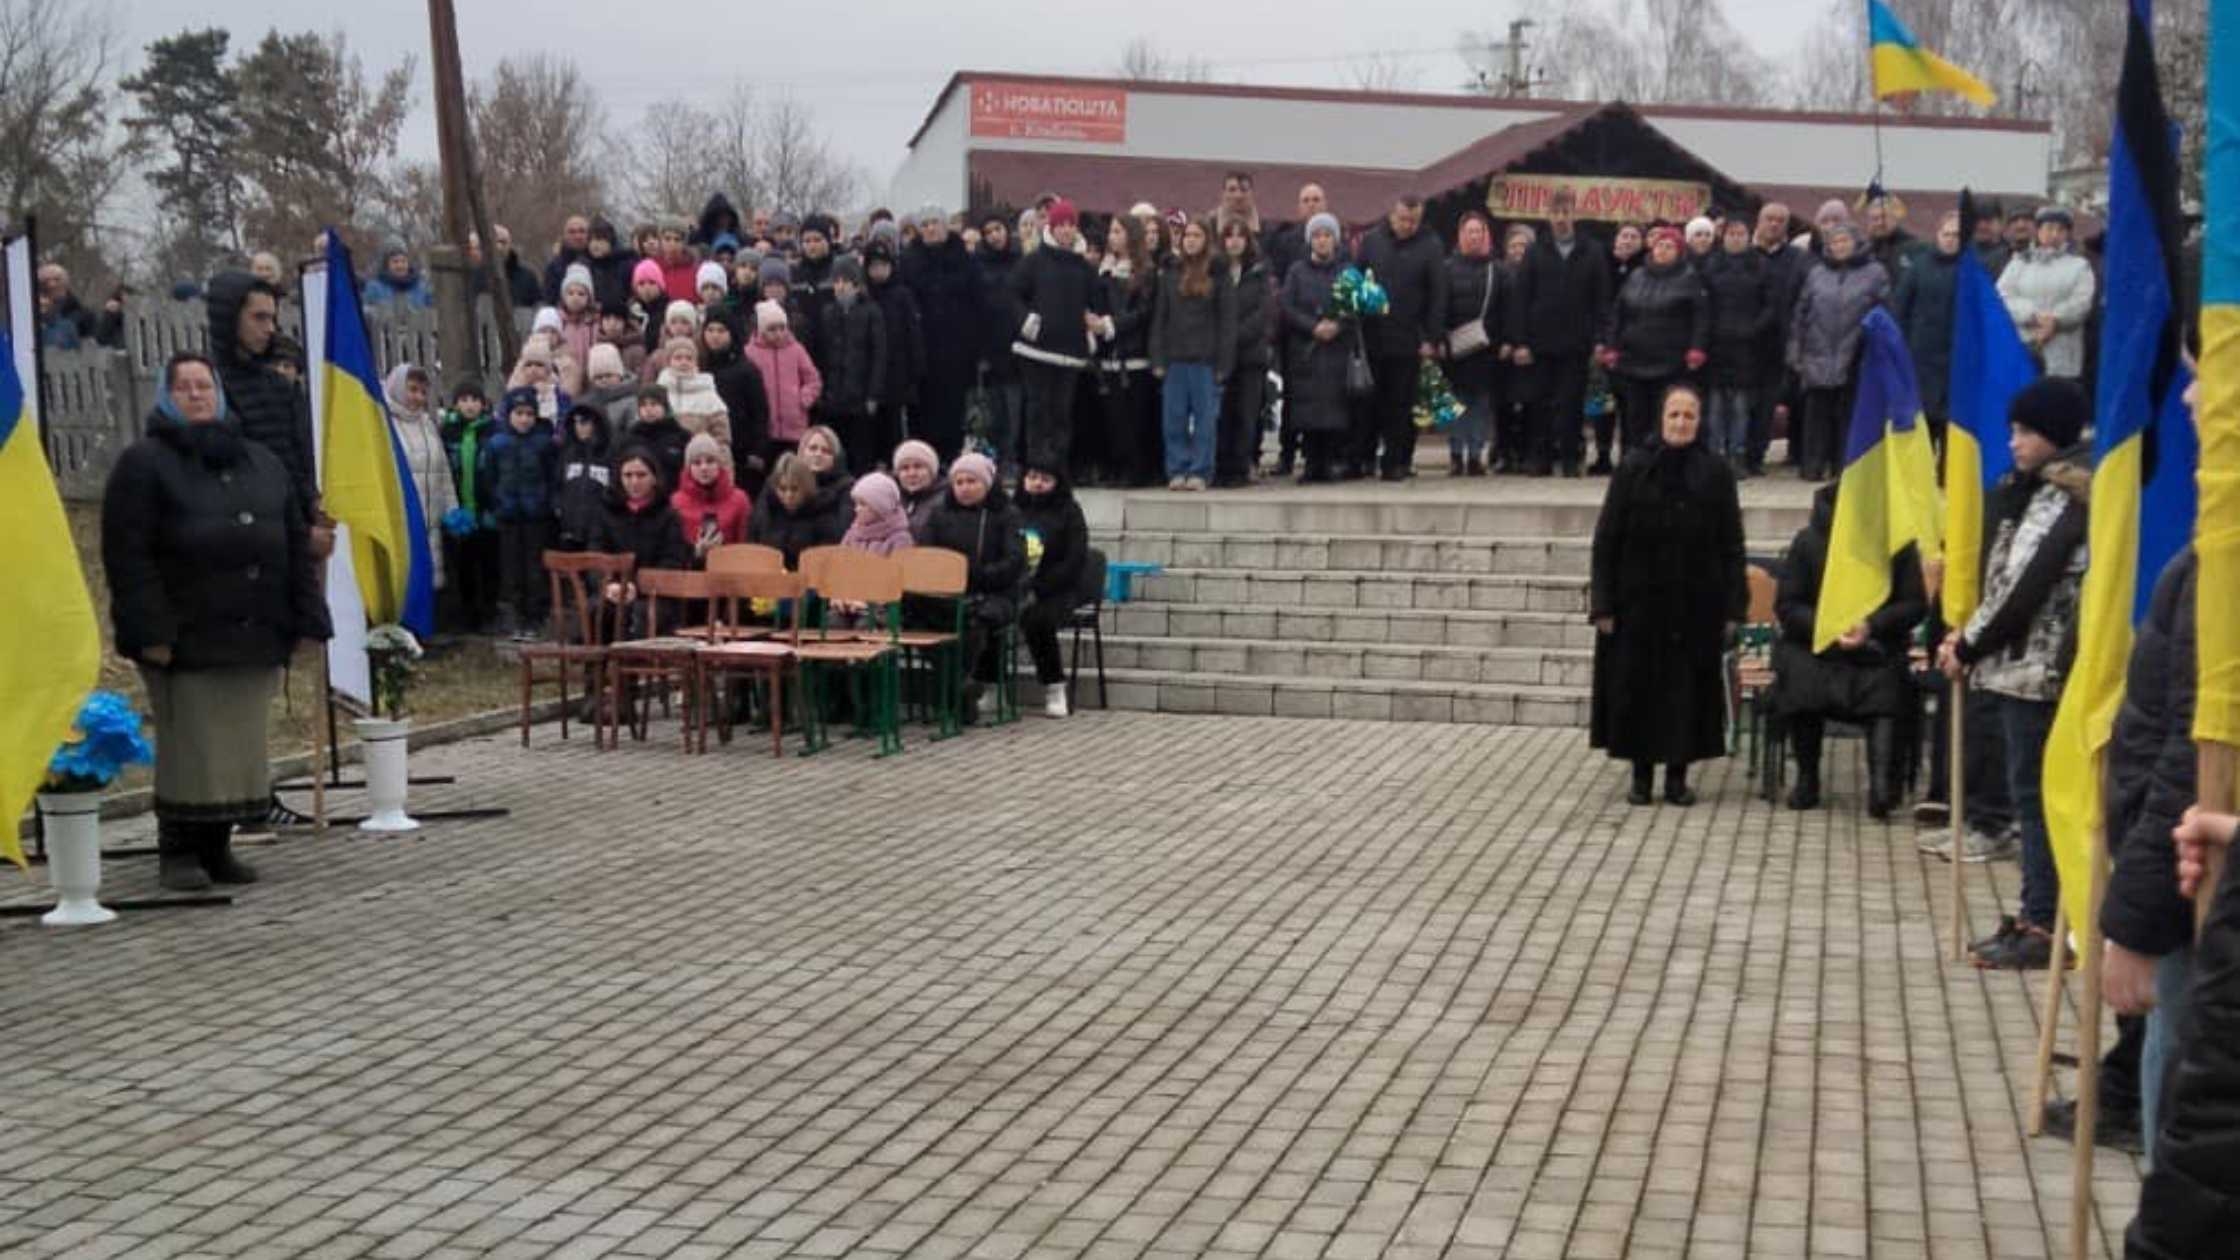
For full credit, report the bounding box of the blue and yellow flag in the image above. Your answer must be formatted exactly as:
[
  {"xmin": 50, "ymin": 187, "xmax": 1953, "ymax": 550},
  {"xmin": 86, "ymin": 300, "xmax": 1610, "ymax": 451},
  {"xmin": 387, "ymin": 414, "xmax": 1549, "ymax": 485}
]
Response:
[
  {"xmin": 2198, "ymin": 2, "xmax": 2240, "ymax": 751},
  {"xmin": 0, "ymin": 332, "xmax": 100, "ymax": 866},
  {"xmin": 1942, "ymin": 202, "xmax": 2030, "ymax": 626},
  {"xmin": 320, "ymin": 233, "xmax": 435, "ymax": 637},
  {"xmin": 2044, "ymin": 0, "xmax": 2192, "ymax": 938},
  {"xmin": 1869, "ymin": 0, "xmax": 1997, "ymax": 108},
  {"xmin": 1815, "ymin": 308, "xmax": 1942, "ymax": 652}
]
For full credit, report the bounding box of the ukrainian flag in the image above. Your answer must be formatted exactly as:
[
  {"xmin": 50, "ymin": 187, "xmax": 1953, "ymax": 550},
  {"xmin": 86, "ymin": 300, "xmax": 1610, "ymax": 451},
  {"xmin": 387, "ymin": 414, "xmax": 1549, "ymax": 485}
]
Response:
[
  {"xmin": 0, "ymin": 332, "xmax": 99, "ymax": 866},
  {"xmin": 1869, "ymin": 0, "xmax": 1998, "ymax": 108},
  {"xmin": 2043, "ymin": 0, "xmax": 2193, "ymax": 938},
  {"xmin": 2198, "ymin": 3, "xmax": 2240, "ymax": 753},
  {"xmin": 320, "ymin": 233, "xmax": 435, "ymax": 637},
  {"xmin": 1942, "ymin": 197, "xmax": 2030, "ymax": 626},
  {"xmin": 1814, "ymin": 308, "xmax": 1942, "ymax": 652}
]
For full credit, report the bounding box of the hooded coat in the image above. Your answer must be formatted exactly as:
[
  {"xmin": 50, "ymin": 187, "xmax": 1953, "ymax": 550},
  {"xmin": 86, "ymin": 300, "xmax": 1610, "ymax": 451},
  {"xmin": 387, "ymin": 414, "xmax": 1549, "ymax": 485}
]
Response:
[
  {"xmin": 1771, "ymin": 482, "xmax": 1926, "ymax": 720},
  {"xmin": 693, "ymin": 193, "xmax": 744, "ymax": 250},
  {"xmin": 205, "ymin": 271, "xmax": 317, "ymax": 517},
  {"xmin": 382, "ymin": 364, "xmax": 459, "ymax": 587},
  {"xmin": 103, "ymin": 409, "xmax": 330, "ymax": 670},
  {"xmin": 554, "ymin": 405, "xmax": 615, "ymax": 549},
  {"xmin": 1588, "ymin": 439, "xmax": 1748, "ymax": 765}
]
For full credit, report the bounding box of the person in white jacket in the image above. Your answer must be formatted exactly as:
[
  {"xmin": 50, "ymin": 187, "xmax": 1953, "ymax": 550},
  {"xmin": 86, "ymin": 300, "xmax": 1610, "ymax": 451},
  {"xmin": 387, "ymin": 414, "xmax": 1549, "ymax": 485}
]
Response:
[
  {"xmin": 1997, "ymin": 206, "xmax": 2097, "ymax": 381},
  {"xmin": 381, "ymin": 362, "xmax": 459, "ymax": 589}
]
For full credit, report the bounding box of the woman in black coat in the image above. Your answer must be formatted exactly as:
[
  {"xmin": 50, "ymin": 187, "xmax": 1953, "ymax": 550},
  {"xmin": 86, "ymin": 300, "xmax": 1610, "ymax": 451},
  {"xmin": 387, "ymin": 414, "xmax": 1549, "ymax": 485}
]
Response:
[
  {"xmin": 102, "ymin": 353, "xmax": 330, "ymax": 891},
  {"xmin": 916, "ymin": 452, "xmax": 1027, "ymax": 718},
  {"xmin": 1215, "ymin": 218, "xmax": 1275, "ymax": 487},
  {"xmin": 1770, "ymin": 482, "xmax": 1926, "ymax": 816},
  {"xmin": 1094, "ymin": 215, "xmax": 1159, "ymax": 487},
  {"xmin": 1588, "ymin": 381, "xmax": 1747, "ymax": 805},
  {"xmin": 1441, "ymin": 213, "xmax": 1504, "ymax": 477},
  {"xmin": 1278, "ymin": 214, "xmax": 1354, "ymax": 484},
  {"xmin": 697, "ymin": 318, "xmax": 770, "ymax": 491},
  {"xmin": 1603, "ymin": 226, "xmax": 1709, "ymax": 459},
  {"xmin": 749, "ymin": 453, "xmax": 844, "ymax": 566},
  {"xmin": 588, "ymin": 447, "xmax": 694, "ymax": 637},
  {"xmin": 1894, "ymin": 213, "xmax": 1962, "ymax": 449},
  {"xmin": 1016, "ymin": 457, "xmax": 1095, "ymax": 717},
  {"xmin": 900, "ymin": 214, "xmax": 986, "ymax": 462}
]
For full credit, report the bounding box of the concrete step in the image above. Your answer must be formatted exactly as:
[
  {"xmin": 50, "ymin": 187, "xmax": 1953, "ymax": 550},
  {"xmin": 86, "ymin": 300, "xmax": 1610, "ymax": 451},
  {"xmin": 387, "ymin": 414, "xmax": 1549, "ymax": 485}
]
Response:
[
  {"xmin": 1136, "ymin": 568, "xmax": 1588, "ymax": 615},
  {"xmin": 1101, "ymin": 635, "xmax": 1593, "ymax": 689},
  {"xmin": 1099, "ymin": 493, "xmax": 1808, "ymax": 545},
  {"xmin": 1087, "ymin": 668, "xmax": 1591, "ymax": 726},
  {"xmin": 1101, "ymin": 603, "xmax": 1598, "ymax": 651},
  {"xmin": 1110, "ymin": 532, "xmax": 1590, "ymax": 577}
]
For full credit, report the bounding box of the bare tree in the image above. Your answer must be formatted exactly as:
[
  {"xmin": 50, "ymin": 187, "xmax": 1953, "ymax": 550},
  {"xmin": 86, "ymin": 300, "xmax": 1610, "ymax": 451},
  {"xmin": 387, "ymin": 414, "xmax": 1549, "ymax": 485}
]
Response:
[
  {"xmin": 233, "ymin": 30, "xmax": 414, "ymax": 259},
  {"xmin": 758, "ymin": 95, "xmax": 865, "ymax": 216},
  {"xmin": 1535, "ymin": 0, "xmax": 1773, "ymax": 107},
  {"xmin": 470, "ymin": 53, "xmax": 609, "ymax": 257},
  {"xmin": 1348, "ymin": 52, "xmax": 1423, "ymax": 92},
  {"xmin": 1117, "ymin": 36, "xmax": 1212, "ymax": 83},
  {"xmin": 618, "ymin": 86, "xmax": 861, "ymax": 226},
  {"xmin": 0, "ymin": 0, "xmax": 141, "ymax": 283}
]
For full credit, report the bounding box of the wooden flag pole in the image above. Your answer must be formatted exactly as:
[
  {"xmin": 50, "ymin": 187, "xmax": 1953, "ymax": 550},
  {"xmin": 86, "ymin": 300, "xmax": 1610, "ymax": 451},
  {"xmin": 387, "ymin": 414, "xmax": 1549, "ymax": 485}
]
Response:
[
  {"xmin": 2067, "ymin": 818, "xmax": 2111, "ymax": 1260},
  {"xmin": 311, "ymin": 650, "xmax": 329, "ymax": 836},
  {"xmin": 1950, "ymin": 679, "xmax": 1968, "ymax": 959},
  {"xmin": 2198, "ymin": 746, "xmax": 2235, "ymax": 934},
  {"xmin": 2027, "ymin": 899, "xmax": 2069, "ymax": 1135}
]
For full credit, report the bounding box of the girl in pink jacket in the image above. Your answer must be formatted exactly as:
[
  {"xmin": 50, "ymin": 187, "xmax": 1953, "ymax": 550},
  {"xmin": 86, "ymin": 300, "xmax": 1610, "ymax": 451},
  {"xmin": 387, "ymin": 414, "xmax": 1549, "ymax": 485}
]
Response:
[{"xmin": 744, "ymin": 300, "xmax": 822, "ymax": 451}]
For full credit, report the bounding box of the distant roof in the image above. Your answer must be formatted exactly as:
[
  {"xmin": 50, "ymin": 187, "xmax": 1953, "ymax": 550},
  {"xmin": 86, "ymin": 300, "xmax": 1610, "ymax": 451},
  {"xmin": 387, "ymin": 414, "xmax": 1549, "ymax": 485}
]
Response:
[{"xmin": 908, "ymin": 70, "xmax": 2054, "ymax": 152}]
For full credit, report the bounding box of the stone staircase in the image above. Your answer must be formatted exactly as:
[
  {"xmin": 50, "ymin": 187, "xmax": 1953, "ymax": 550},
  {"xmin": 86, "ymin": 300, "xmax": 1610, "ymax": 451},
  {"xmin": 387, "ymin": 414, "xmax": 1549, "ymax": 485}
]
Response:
[{"xmin": 1074, "ymin": 482, "xmax": 1814, "ymax": 727}]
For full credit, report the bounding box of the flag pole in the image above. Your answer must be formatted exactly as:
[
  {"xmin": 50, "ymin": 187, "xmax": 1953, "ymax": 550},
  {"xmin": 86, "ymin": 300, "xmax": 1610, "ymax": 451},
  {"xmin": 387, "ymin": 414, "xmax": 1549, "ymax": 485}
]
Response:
[
  {"xmin": 2026, "ymin": 899, "xmax": 2068, "ymax": 1135},
  {"xmin": 1948, "ymin": 679, "xmax": 1967, "ymax": 959},
  {"xmin": 2200, "ymin": 749, "xmax": 2234, "ymax": 932},
  {"xmin": 2068, "ymin": 809, "xmax": 2110, "ymax": 1260}
]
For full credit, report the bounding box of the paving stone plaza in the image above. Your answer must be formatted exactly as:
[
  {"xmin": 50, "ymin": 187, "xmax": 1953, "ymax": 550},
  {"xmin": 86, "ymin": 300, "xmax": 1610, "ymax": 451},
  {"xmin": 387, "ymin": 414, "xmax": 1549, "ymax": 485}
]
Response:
[{"xmin": 1, "ymin": 706, "xmax": 2140, "ymax": 1259}]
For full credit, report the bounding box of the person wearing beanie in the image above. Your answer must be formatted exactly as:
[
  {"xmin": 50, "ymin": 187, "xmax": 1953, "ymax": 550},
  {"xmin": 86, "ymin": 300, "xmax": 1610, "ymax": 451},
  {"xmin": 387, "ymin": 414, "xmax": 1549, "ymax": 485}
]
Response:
[
  {"xmin": 643, "ymin": 300, "xmax": 703, "ymax": 381},
  {"xmin": 1015, "ymin": 459, "xmax": 1095, "ymax": 718},
  {"xmin": 438, "ymin": 382, "xmax": 501, "ymax": 632},
  {"xmin": 817, "ymin": 257, "xmax": 886, "ymax": 466},
  {"xmin": 1937, "ymin": 375, "xmax": 2091, "ymax": 971},
  {"xmin": 891, "ymin": 438, "xmax": 943, "ymax": 534},
  {"xmin": 1683, "ymin": 216, "xmax": 1717, "ymax": 261},
  {"xmin": 916, "ymin": 449, "xmax": 1026, "ymax": 721},
  {"xmin": 554, "ymin": 402, "xmax": 615, "ymax": 550},
  {"xmin": 789, "ymin": 216, "xmax": 839, "ymax": 362},
  {"xmin": 840, "ymin": 471, "xmax": 917, "ymax": 557},
  {"xmin": 901, "ymin": 204, "xmax": 987, "ymax": 464},
  {"xmin": 655, "ymin": 332, "xmax": 729, "ymax": 447},
  {"xmin": 484, "ymin": 386, "xmax": 557, "ymax": 636},
  {"xmin": 579, "ymin": 341, "xmax": 640, "ymax": 436},
  {"xmin": 1009, "ymin": 197, "xmax": 1109, "ymax": 476},
  {"xmin": 695, "ymin": 260, "xmax": 730, "ymax": 309},
  {"xmin": 746, "ymin": 295, "xmax": 824, "ymax": 464},
  {"xmin": 1999, "ymin": 205, "xmax": 2097, "ymax": 381},
  {"xmin": 629, "ymin": 385, "xmax": 691, "ymax": 489},
  {"xmin": 630, "ymin": 257, "xmax": 668, "ymax": 323},
  {"xmin": 580, "ymin": 216, "xmax": 640, "ymax": 311},
  {"xmin": 1279, "ymin": 210, "xmax": 1358, "ymax": 484},
  {"xmin": 656, "ymin": 218, "xmax": 701, "ymax": 303},
  {"xmin": 507, "ymin": 337, "xmax": 573, "ymax": 425},
  {"xmin": 697, "ymin": 314, "xmax": 771, "ymax": 486},
  {"xmin": 532, "ymin": 305, "xmax": 565, "ymax": 341},
  {"xmin": 672, "ymin": 430, "xmax": 751, "ymax": 562},
  {"xmin": 752, "ymin": 256, "xmax": 807, "ymax": 336},
  {"xmin": 556, "ymin": 264, "xmax": 601, "ymax": 371},
  {"xmin": 1785, "ymin": 219, "xmax": 1889, "ymax": 479}
]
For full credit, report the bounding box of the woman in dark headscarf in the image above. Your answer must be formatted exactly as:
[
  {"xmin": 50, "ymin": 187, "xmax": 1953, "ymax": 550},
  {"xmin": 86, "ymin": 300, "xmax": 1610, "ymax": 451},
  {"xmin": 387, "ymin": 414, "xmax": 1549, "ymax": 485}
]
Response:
[
  {"xmin": 102, "ymin": 353, "xmax": 330, "ymax": 890},
  {"xmin": 1588, "ymin": 380, "xmax": 1747, "ymax": 806}
]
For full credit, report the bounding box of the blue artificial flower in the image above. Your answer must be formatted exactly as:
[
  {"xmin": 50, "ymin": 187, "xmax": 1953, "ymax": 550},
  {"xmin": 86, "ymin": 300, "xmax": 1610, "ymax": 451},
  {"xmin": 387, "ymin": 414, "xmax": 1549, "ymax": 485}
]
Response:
[
  {"xmin": 441, "ymin": 506, "xmax": 478, "ymax": 537},
  {"xmin": 47, "ymin": 689, "xmax": 154, "ymax": 790}
]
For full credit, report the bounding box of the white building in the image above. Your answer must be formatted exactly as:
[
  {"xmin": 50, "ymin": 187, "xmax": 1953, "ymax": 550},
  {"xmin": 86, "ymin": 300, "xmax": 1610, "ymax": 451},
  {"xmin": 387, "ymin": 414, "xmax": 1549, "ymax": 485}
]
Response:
[{"xmin": 889, "ymin": 73, "xmax": 2054, "ymax": 230}]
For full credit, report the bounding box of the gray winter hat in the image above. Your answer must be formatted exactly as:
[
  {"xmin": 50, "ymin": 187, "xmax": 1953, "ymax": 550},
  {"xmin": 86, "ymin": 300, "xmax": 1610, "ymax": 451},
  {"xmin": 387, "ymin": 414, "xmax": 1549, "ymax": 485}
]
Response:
[{"xmin": 1305, "ymin": 212, "xmax": 1341, "ymax": 242}]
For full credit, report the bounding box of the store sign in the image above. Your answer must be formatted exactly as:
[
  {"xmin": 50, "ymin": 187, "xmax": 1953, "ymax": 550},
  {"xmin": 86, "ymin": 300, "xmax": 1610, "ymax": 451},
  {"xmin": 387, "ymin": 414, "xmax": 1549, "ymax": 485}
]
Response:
[
  {"xmin": 1488, "ymin": 174, "xmax": 1713, "ymax": 223},
  {"xmin": 969, "ymin": 80, "xmax": 1128, "ymax": 144}
]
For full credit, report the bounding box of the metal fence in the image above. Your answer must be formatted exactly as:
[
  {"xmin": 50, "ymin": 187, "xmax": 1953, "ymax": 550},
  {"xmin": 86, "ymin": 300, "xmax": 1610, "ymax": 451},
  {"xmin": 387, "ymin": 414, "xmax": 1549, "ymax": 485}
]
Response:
[{"xmin": 40, "ymin": 296, "xmax": 529, "ymax": 502}]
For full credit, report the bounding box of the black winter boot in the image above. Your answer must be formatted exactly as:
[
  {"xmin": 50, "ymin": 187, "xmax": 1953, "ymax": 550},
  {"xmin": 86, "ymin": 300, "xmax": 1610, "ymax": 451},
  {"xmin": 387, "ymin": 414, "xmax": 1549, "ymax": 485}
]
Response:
[
  {"xmin": 1787, "ymin": 719, "xmax": 1823, "ymax": 811},
  {"xmin": 1628, "ymin": 761, "xmax": 1654, "ymax": 806},
  {"xmin": 1866, "ymin": 718, "xmax": 1899, "ymax": 821},
  {"xmin": 157, "ymin": 823, "xmax": 213, "ymax": 892},
  {"xmin": 1663, "ymin": 763, "xmax": 1696, "ymax": 807},
  {"xmin": 198, "ymin": 825, "xmax": 260, "ymax": 885}
]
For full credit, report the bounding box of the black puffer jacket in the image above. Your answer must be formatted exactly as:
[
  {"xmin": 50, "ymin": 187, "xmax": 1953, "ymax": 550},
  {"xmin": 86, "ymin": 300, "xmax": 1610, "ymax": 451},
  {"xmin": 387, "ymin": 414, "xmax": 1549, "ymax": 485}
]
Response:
[
  {"xmin": 918, "ymin": 483, "xmax": 1026, "ymax": 600},
  {"xmin": 1441, "ymin": 254, "xmax": 1504, "ymax": 397},
  {"xmin": 1770, "ymin": 482, "xmax": 1926, "ymax": 720},
  {"xmin": 555, "ymin": 405, "xmax": 614, "ymax": 549},
  {"xmin": 588, "ymin": 490, "xmax": 693, "ymax": 575},
  {"xmin": 1895, "ymin": 248, "xmax": 1961, "ymax": 415},
  {"xmin": 747, "ymin": 481, "xmax": 844, "ymax": 565},
  {"xmin": 2100, "ymin": 549, "xmax": 2199, "ymax": 959},
  {"xmin": 818, "ymin": 295, "xmax": 887, "ymax": 416},
  {"xmin": 205, "ymin": 271, "xmax": 316, "ymax": 516},
  {"xmin": 102, "ymin": 417, "xmax": 329, "ymax": 670},
  {"xmin": 2125, "ymin": 835, "xmax": 2240, "ymax": 1259},
  {"xmin": 977, "ymin": 242, "xmax": 1024, "ymax": 383},
  {"xmin": 867, "ymin": 255, "xmax": 925, "ymax": 410},
  {"xmin": 1354, "ymin": 221, "xmax": 1449, "ymax": 358},
  {"xmin": 901, "ymin": 235, "xmax": 985, "ymax": 390},
  {"xmin": 1701, "ymin": 249, "xmax": 1776, "ymax": 389},
  {"xmin": 1227, "ymin": 260, "xmax": 1275, "ymax": 370},
  {"xmin": 1606, "ymin": 258, "xmax": 1709, "ymax": 381},
  {"xmin": 1514, "ymin": 232, "xmax": 1614, "ymax": 357},
  {"xmin": 703, "ymin": 338, "xmax": 771, "ymax": 465},
  {"xmin": 1017, "ymin": 475, "xmax": 1092, "ymax": 604},
  {"xmin": 1010, "ymin": 244, "xmax": 1108, "ymax": 368},
  {"xmin": 1098, "ymin": 266, "xmax": 1153, "ymax": 371}
]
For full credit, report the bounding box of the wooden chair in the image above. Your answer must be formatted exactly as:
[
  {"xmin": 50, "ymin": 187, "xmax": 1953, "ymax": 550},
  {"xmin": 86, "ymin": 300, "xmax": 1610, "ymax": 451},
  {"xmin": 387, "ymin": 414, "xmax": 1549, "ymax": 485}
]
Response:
[
  {"xmin": 793, "ymin": 549, "xmax": 906, "ymax": 757},
  {"xmin": 518, "ymin": 551, "xmax": 634, "ymax": 747},
  {"xmin": 697, "ymin": 569, "xmax": 804, "ymax": 757},
  {"xmin": 674, "ymin": 544, "xmax": 787, "ymax": 642},
  {"xmin": 894, "ymin": 547, "xmax": 969, "ymax": 738},
  {"xmin": 603, "ymin": 568, "xmax": 715, "ymax": 751},
  {"xmin": 1732, "ymin": 562, "xmax": 1782, "ymax": 772}
]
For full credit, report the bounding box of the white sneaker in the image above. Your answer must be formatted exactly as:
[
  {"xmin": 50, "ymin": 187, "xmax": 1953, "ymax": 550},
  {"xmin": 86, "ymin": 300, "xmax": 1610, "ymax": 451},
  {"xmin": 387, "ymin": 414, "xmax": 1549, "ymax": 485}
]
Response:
[
  {"xmin": 1044, "ymin": 687, "xmax": 1070, "ymax": 719},
  {"xmin": 1916, "ymin": 828, "xmax": 1956, "ymax": 861},
  {"xmin": 977, "ymin": 689, "xmax": 1000, "ymax": 722}
]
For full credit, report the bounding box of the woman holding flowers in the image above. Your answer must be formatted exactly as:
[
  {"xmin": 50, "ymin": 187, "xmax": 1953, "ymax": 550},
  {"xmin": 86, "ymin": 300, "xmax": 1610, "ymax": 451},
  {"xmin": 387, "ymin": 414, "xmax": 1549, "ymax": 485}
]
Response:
[
  {"xmin": 1278, "ymin": 213, "xmax": 1359, "ymax": 484},
  {"xmin": 102, "ymin": 352, "xmax": 330, "ymax": 891}
]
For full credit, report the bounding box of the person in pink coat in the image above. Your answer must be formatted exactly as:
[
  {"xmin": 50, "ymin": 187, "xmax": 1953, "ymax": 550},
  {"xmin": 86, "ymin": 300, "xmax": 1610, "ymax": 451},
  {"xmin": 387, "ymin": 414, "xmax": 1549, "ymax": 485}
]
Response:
[{"xmin": 744, "ymin": 299, "xmax": 822, "ymax": 462}]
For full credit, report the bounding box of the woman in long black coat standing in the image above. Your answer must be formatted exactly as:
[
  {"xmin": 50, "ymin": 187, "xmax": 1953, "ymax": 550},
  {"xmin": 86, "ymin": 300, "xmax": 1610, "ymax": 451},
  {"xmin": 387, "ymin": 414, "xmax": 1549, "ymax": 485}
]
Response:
[
  {"xmin": 1278, "ymin": 213, "xmax": 1353, "ymax": 484},
  {"xmin": 900, "ymin": 208, "xmax": 986, "ymax": 462},
  {"xmin": 103, "ymin": 353, "xmax": 330, "ymax": 890},
  {"xmin": 1588, "ymin": 380, "xmax": 1747, "ymax": 805}
]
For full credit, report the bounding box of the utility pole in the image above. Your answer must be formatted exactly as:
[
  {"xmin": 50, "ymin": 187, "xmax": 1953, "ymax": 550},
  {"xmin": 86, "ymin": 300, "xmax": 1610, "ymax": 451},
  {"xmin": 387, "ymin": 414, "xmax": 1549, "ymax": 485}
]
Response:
[{"xmin": 425, "ymin": 0, "xmax": 518, "ymax": 389}]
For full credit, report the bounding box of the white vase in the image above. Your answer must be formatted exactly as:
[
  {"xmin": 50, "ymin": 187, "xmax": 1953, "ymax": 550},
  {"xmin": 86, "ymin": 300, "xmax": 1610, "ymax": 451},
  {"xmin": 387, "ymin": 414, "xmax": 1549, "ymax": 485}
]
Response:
[
  {"xmin": 353, "ymin": 717, "xmax": 419, "ymax": 833},
  {"xmin": 36, "ymin": 792, "xmax": 116, "ymax": 927}
]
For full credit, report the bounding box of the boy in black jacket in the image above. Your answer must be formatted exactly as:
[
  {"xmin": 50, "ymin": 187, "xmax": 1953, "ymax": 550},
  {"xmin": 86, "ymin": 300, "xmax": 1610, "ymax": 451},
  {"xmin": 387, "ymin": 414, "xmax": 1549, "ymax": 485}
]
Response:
[{"xmin": 817, "ymin": 258, "xmax": 887, "ymax": 468}]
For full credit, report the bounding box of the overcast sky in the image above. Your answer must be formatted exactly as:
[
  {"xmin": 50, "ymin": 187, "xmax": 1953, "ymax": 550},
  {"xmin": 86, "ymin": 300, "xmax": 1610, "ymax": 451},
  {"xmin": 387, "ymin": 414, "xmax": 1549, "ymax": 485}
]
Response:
[{"xmin": 114, "ymin": 0, "xmax": 1821, "ymax": 190}]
